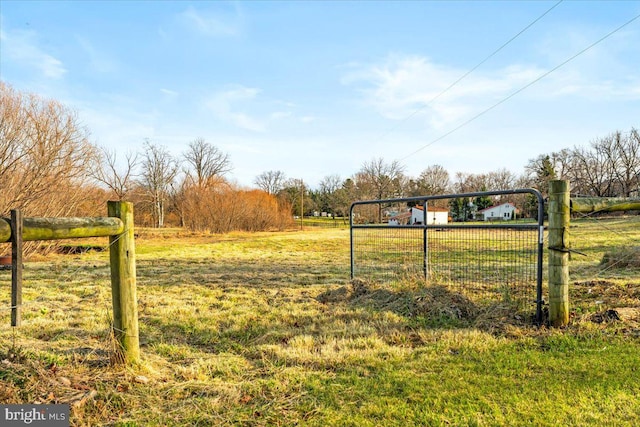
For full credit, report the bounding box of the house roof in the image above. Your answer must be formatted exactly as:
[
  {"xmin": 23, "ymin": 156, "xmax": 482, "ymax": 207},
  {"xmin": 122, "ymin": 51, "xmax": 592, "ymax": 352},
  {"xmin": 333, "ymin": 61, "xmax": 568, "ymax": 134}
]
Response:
[
  {"xmin": 412, "ymin": 206, "xmax": 449, "ymax": 213},
  {"xmin": 477, "ymin": 202, "xmax": 515, "ymax": 214},
  {"xmin": 390, "ymin": 212, "xmax": 411, "ymax": 220}
]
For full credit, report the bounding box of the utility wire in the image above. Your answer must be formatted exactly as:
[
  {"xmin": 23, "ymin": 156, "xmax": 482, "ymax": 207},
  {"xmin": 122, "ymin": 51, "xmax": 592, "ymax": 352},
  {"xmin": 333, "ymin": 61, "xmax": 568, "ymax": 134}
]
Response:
[
  {"xmin": 375, "ymin": 0, "xmax": 564, "ymax": 143},
  {"xmin": 570, "ymin": 212, "xmax": 640, "ymax": 281},
  {"xmin": 398, "ymin": 12, "xmax": 640, "ymax": 162}
]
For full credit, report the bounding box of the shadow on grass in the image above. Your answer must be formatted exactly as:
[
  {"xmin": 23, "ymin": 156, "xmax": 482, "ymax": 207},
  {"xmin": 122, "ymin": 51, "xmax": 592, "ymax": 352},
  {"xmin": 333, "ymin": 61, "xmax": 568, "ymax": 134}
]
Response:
[{"xmin": 137, "ymin": 258, "xmax": 351, "ymax": 289}]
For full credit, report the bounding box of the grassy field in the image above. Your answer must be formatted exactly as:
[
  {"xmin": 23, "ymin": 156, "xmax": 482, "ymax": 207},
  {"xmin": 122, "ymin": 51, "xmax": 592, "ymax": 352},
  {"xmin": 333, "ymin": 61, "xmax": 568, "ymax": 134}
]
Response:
[
  {"xmin": 1, "ymin": 217, "xmax": 639, "ymax": 426},
  {"xmin": 298, "ymin": 216, "xmax": 349, "ymax": 228}
]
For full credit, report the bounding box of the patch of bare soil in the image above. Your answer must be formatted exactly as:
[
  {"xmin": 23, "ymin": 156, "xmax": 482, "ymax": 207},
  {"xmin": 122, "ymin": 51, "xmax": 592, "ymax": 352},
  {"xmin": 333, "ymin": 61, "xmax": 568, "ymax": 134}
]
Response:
[{"xmin": 590, "ymin": 307, "xmax": 640, "ymax": 324}]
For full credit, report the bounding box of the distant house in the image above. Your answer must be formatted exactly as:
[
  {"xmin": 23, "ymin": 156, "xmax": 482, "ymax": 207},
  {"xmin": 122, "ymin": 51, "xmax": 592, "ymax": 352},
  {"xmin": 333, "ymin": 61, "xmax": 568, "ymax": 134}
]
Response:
[
  {"xmin": 476, "ymin": 203, "xmax": 517, "ymax": 221},
  {"xmin": 388, "ymin": 211, "xmax": 411, "ymax": 226},
  {"xmin": 389, "ymin": 206, "xmax": 449, "ymax": 225}
]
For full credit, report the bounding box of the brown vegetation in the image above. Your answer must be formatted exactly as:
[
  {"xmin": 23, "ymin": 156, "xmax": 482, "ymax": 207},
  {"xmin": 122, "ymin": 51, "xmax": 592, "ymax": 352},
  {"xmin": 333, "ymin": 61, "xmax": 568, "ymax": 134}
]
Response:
[
  {"xmin": 600, "ymin": 246, "xmax": 640, "ymax": 269},
  {"xmin": 0, "ymin": 82, "xmax": 97, "ymax": 218},
  {"xmin": 179, "ymin": 183, "xmax": 293, "ymax": 233}
]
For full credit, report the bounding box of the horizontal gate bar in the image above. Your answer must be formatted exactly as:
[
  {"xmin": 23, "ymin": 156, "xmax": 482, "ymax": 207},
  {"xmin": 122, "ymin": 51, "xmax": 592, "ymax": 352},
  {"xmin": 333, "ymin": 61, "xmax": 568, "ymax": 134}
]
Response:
[
  {"xmin": 350, "ymin": 188, "xmax": 542, "ymax": 207},
  {"xmin": 0, "ymin": 217, "xmax": 125, "ymax": 243},
  {"xmin": 352, "ymin": 223, "xmax": 541, "ymax": 230}
]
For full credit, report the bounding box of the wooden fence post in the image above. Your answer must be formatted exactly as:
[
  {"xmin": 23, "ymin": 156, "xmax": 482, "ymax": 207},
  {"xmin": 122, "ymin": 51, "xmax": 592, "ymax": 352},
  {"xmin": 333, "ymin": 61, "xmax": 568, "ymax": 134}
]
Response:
[
  {"xmin": 107, "ymin": 201, "xmax": 140, "ymax": 364},
  {"xmin": 11, "ymin": 209, "xmax": 23, "ymax": 327},
  {"xmin": 548, "ymin": 180, "xmax": 570, "ymax": 326}
]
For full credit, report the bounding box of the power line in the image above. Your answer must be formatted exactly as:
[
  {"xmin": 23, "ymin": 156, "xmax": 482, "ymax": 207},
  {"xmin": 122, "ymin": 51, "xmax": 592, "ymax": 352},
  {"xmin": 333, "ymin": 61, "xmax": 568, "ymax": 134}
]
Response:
[
  {"xmin": 375, "ymin": 0, "xmax": 564, "ymax": 143},
  {"xmin": 398, "ymin": 12, "xmax": 640, "ymax": 162}
]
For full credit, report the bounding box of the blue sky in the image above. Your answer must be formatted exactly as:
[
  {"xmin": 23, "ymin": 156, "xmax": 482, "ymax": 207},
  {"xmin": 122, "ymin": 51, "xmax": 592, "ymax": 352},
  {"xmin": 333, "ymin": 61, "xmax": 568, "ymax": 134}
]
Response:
[{"xmin": 1, "ymin": 1, "xmax": 639, "ymax": 188}]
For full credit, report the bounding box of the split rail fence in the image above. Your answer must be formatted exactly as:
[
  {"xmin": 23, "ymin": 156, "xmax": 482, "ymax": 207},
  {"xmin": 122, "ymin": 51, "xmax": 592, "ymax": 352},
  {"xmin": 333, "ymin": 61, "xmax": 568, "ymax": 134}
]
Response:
[{"xmin": 1, "ymin": 201, "xmax": 139, "ymax": 364}]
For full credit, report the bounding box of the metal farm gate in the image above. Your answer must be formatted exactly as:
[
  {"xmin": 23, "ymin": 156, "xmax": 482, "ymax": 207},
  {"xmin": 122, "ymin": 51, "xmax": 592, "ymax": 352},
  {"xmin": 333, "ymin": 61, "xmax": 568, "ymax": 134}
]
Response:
[{"xmin": 350, "ymin": 189, "xmax": 545, "ymax": 323}]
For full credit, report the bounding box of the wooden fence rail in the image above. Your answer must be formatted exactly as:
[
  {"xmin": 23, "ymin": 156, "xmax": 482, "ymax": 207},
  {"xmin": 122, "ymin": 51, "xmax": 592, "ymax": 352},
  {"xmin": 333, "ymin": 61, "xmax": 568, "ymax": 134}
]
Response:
[
  {"xmin": 571, "ymin": 197, "xmax": 640, "ymax": 214},
  {"xmin": 2, "ymin": 201, "xmax": 139, "ymax": 364},
  {"xmin": 0, "ymin": 217, "xmax": 124, "ymax": 242}
]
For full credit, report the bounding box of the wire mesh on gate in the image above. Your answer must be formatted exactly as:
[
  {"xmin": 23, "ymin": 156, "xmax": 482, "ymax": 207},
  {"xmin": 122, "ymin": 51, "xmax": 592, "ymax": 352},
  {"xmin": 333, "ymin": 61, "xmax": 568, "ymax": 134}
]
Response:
[{"xmin": 350, "ymin": 189, "xmax": 544, "ymax": 320}]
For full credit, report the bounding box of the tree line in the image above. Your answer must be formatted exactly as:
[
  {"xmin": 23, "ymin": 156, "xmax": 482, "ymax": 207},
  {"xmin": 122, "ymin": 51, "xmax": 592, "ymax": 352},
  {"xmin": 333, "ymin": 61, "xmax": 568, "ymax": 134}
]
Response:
[
  {"xmin": 0, "ymin": 83, "xmax": 292, "ymax": 232},
  {"xmin": 257, "ymin": 128, "xmax": 639, "ymax": 222},
  {"xmin": 1, "ymin": 83, "xmax": 638, "ymax": 230}
]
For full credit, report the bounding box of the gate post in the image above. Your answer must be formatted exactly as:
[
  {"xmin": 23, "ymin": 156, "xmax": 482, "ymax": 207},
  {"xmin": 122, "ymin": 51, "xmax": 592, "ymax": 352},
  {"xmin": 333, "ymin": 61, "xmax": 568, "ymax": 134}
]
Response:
[
  {"xmin": 423, "ymin": 201, "xmax": 428, "ymax": 280},
  {"xmin": 10, "ymin": 210, "xmax": 23, "ymax": 327},
  {"xmin": 107, "ymin": 201, "xmax": 140, "ymax": 364},
  {"xmin": 548, "ymin": 180, "xmax": 570, "ymax": 326}
]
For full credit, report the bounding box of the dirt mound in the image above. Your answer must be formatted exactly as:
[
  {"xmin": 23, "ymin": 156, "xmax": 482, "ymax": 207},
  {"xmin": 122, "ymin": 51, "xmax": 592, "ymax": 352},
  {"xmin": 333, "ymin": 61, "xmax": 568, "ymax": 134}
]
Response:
[
  {"xmin": 590, "ymin": 307, "xmax": 640, "ymax": 324},
  {"xmin": 318, "ymin": 280, "xmax": 479, "ymax": 321},
  {"xmin": 316, "ymin": 286, "xmax": 350, "ymax": 304},
  {"xmin": 473, "ymin": 303, "xmax": 535, "ymax": 335},
  {"xmin": 413, "ymin": 286, "xmax": 478, "ymax": 320}
]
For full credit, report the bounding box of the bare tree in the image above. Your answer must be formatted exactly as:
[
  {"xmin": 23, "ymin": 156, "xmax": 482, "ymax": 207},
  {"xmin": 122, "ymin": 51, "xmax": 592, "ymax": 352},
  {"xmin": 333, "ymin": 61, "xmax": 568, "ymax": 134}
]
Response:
[
  {"xmin": 139, "ymin": 140, "xmax": 180, "ymax": 227},
  {"xmin": 90, "ymin": 146, "xmax": 138, "ymax": 200},
  {"xmin": 356, "ymin": 158, "xmax": 405, "ymax": 200},
  {"xmin": 183, "ymin": 138, "xmax": 231, "ymax": 188},
  {"xmin": 571, "ymin": 145, "xmax": 613, "ymax": 197},
  {"xmin": 417, "ymin": 164, "xmax": 450, "ymax": 195},
  {"xmin": 482, "ymin": 168, "xmax": 517, "ymax": 205},
  {"xmin": 528, "ymin": 130, "xmax": 640, "ymax": 198},
  {"xmin": 279, "ymin": 178, "xmax": 309, "ymax": 217},
  {"xmin": 319, "ymin": 174, "xmax": 342, "ymax": 195},
  {"xmin": 604, "ymin": 130, "xmax": 640, "ymax": 197},
  {"xmin": 0, "ymin": 84, "xmax": 30, "ymax": 189},
  {"xmin": 485, "ymin": 168, "xmax": 516, "ymax": 191},
  {"xmin": 0, "ymin": 82, "xmax": 96, "ymax": 216},
  {"xmin": 254, "ymin": 170, "xmax": 286, "ymax": 195},
  {"xmin": 452, "ymin": 172, "xmax": 491, "ymax": 193},
  {"xmin": 318, "ymin": 174, "xmax": 343, "ymax": 216},
  {"xmin": 550, "ymin": 149, "xmax": 574, "ymax": 180},
  {"xmin": 354, "ymin": 158, "xmax": 405, "ymax": 221}
]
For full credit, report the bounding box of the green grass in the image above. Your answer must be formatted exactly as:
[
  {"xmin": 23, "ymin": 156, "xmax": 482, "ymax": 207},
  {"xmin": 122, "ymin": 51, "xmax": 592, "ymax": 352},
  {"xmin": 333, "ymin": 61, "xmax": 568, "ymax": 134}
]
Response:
[
  {"xmin": 298, "ymin": 216, "xmax": 349, "ymax": 228},
  {"xmin": 0, "ymin": 218, "xmax": 639, "ymax": 426}
]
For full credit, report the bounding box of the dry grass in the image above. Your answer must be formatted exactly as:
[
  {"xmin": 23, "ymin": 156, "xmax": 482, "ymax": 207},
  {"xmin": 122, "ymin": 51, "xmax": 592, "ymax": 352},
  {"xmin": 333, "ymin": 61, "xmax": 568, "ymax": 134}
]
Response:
[
  {"xmin": 601, "ymin": 246, "xmax": 640, "ymax": 269},
  {"xmin": 0, "ymin": 220, "xmax": 639, "ymax": 426}
]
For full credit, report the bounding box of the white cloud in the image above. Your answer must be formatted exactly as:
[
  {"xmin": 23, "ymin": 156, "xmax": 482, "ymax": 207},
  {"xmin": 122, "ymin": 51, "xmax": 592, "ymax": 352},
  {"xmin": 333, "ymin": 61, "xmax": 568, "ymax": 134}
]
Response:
[
  {"xmin": 342, "ymin": 54, "xmax": 548, "ymax": 130},
  {"xmin": 78, "ymin": 106, "xmax": 156, "ymax": 152},
  {"xmin": 205, "ymin": 85, "xmax": 266, "ymax": 132},
  {"xmin": 203, "ymin": 86, "xmax": 315, "ymax": 132},
  {"xmin": 343, "ymin": 48, "xmax": 640, "ymax": 133},
  {"xmin": 180, "ymin": 5, "xmax": 244, "ymax": 37},
  {"xmin": 161, "ymin": 88, "xmax": 179, "ymax": 97},
  {"xmin": 270, "ymin": 111, "xmax": 292, "ymax": 120},
  {"xmin": 0, "ymin": 27, "xmax": 66, "ymax": 79},
  {"xmin": 76, "ymin": 36, "xmax": 118, "ymax": 73}
]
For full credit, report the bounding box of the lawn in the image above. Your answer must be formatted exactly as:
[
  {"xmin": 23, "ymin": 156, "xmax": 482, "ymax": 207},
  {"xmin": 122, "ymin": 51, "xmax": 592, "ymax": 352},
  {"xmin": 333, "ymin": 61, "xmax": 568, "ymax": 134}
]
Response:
[{"xmin": 1, "ymin": 217, "xmax": 639, "ymax": 426}]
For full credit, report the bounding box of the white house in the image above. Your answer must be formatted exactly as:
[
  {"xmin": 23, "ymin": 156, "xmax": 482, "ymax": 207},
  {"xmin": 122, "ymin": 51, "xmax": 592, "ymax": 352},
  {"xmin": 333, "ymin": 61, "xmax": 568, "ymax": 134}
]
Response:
[
  {"xmin": 388, "ymin": 211, "xmax": 411, "ymax": 226},
  {"xmin": 389, "ymin": 206, "xmax": 449, "ymax": 225},
  {"xmin": 476, "ymin": 203, "xmax": 517, "ymax": 221}
]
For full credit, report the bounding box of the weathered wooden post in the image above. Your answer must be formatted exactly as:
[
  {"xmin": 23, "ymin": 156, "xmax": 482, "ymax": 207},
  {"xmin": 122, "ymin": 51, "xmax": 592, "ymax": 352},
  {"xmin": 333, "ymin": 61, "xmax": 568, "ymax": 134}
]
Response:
[
  {"xmin": 107, "ymin": 201, "xmax": 140, "ymax": 364},
  {"xmin": 548, "ymin": 180, "xmax": 570, "ymax": 326},
  {"xmin": 11, "ymin": 209, "xmax": 23, "ymax": 327}
]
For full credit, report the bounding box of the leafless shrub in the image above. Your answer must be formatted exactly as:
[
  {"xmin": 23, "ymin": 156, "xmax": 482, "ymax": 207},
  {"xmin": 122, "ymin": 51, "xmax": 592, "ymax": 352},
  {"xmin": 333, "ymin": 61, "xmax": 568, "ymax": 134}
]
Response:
[
  {"xmin": 178, "ymin": 179, "xmax": 292, "ymax": 233},
  {"xmin": 0, "ymin": 82, "xmax": 97, "ymax": 217}
]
